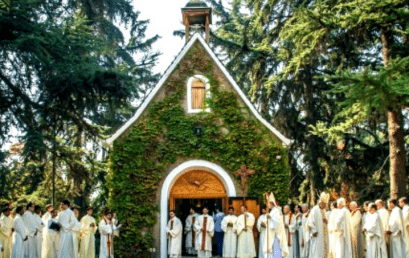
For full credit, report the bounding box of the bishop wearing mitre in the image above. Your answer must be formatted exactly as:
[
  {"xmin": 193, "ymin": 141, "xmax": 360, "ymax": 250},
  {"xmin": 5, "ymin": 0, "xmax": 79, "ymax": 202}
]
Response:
[
  {"xmin": 306, "ymin": 192, "xmax": 330, "ymax": 258},
  {"xmin": 194, "ymin": 207, "xmax": 214, "ymax": 258},
  {"xmin": 221, "ymin": 207, "xmax": 238, "ymax": 258},
  {"xmin": 268, "ymin": 192, "xmax": 289, "ymax": 257},
  {"xmin": 79, "ymin": 207, "xmax": 97, "ymax": 258},
  {"xmin": 236, "ymin": 205, "xmax": 256, "ymax": 258},
  {"xmin": 166, "ymin": 210, "xmax": 182, "ymax": 258}
]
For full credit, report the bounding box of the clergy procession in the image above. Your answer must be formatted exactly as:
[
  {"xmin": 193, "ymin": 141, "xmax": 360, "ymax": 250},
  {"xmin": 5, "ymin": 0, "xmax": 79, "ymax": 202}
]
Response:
[
  {"xmin": 167, "ymin": 193, "xmax": 409, "ymax": 258},
  {"xmin": 0, "ymin": 200, "xmax": 121, "ymax": 258}
]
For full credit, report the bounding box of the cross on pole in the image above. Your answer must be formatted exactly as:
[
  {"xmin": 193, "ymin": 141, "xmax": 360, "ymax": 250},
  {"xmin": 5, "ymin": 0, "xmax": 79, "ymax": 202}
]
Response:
[{"xmin": 235, "ymin": 165, "xmax": 255, "ymax": 229}]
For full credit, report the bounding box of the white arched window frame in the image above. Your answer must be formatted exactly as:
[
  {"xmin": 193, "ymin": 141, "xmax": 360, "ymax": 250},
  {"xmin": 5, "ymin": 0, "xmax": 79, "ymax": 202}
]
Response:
[{"xmin": 187, "ymin": 75, "xmax": 211, "ymax": 113}]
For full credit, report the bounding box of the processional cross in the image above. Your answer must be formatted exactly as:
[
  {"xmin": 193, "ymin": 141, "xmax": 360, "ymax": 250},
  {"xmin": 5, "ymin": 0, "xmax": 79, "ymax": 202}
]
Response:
[{"xmin": 235, "ymin": 165, "xmax": 255, "ymax": 228}]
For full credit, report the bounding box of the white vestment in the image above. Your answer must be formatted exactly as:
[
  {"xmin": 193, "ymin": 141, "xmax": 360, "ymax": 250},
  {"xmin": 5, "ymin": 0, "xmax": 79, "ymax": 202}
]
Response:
[
  {"xmin": 333, "ymin": 207, "xmax": 353, "ymax": 258},
  {"xmin": 166, "ymin": 217, "xmax": 182, "ymax": 258},
  {"xmin": 236, "ymin": 213, "xmax": 256, "ymax": 258},
  {"xmin": 295, "ymin": 213, "xmax": 303, "ymax": 258},
  {"xmin": 33, "ymin": 214, "xmax": 43, "ymax": 258},
  {"xmin": 401, "ymin": 205, "xmax": 409, "ymax": 257},
  {"xmin": 79, "ymin": 215, "xmax": 96, "ymax": 258},
  {"xmin": 58, "ymin": 209, "xmax": 76, "ymax": 258},
  {"xmin": 99, "ymin": 219, "xmax": 118, "ymax": 258},
  {"xmin": 221, "ymin": 215, "xmax": 237, "ymax": 258},
  {"xmin": 11, "ymin": 214, "xmax": 28, "ymax": 258},
  {"xmin": 284, "ymin": 213, "xmax": 297, "ymax": 258},
  {"xmin": 328, "ymin": 209, "xmax": 338, "ymax": 258},
  {"xmin": 194, "ymin": 214, "xmax": 214, "ymax": 258},
  {"xmin": 305, "ymin": 206, "xmax": 325, "ymax": 258},
  {"xmin": 271, "ymin": 207, "xmax": 289, "ymax": 257},
  {"xmin": 41, "ymin": 218, "xmax": 60, "ymax": 258},
  {"xmin": 388, "ymin": 207, "xmax": 406, "ymax": 258},
  {"xmin": 378, "ymin": 207, "xmax": 390, "ymax": 253},
  {"xmin": 363, "ymin": 212, "xmax": 387, "ymax": 258},
  {"xmin": 0, "ymin": 214, "xmax": 13, "ymax": 258},
  {"xmin": 362, "ymin": 212, "xmax": 368, "ymax": 256},
  {"xmin": 301, "ymin": 211, "xmax": 310, "ymax": 258},
  {"xmin": 184, "ymin": 214, "xmax": 198, "ymax": 255},
  {"xmin": 257, "ymin": 213, "xmax": 278, "ymax": 258},
  {"xmin": 22, "ymin": 211, "xmax": 37, "ymax": 258},
  {"xmin": 72, "ymin": 218, "xmax": 81, "ymax": 258},
  {"xmin": 351, "ymin": 210, "xmax": 365, "ymax": 258}
]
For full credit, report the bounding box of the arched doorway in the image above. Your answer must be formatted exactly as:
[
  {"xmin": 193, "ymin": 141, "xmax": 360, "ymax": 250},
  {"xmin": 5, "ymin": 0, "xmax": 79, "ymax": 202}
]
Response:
[{"xmin": 160, "ymin": 160, "xmax": 236, "ymax": 258}]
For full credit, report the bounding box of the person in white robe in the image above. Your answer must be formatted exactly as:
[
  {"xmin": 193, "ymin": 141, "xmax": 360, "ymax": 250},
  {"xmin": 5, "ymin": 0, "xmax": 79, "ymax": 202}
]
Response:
[
  {"xmin": 350, "ymin": 201, "xmax": 365, "ymax": 258},
  {"xmin": 267, "ymin": 193, "xmax": 289, "ymax": 257},
  {"xmin": 41, "ymin": 205, "xmax": 54, "ymax": 226},
  {"xmin": 41, "ymin": 209, "xmax": 60, "ymax": 258},
  {"xmin": 33, "ymin": 206, "xmax": 44, "ymax": 258},
  {"xmin": 300, "ymin": 204, "xmax": 310, "ymax": 258},
  {"xmin": 386, "ymin": 198, "xmax": 406, "ymax": 258},
  {"xmin": 362, "ymin": 203, "xmax": 387, "ymax": 258},
  {"xmin": 194, "ymin": 207, "xmax": 214, "ymax": 258},
  {"xmin": 284, "ymin": 205, "xmax": 298, "ymax": 258},
  {"xmin": 79, "ymin": 207, "xmax": 96, "ymax": 258},
  {"xmin": 221, "ymin": 207, "xmax": 237, "ymax": 258},
  {"xmin": 294, "ymin": 205, "xmax": 303, "ymax": 258},
  {"xmin": 257, "ymin": 208, "xmax": 268, "ymax": 258},
  {"xmin": 328, "ymin": 201, "xmax": 338, "ymax": 258},
  {"xmin": 0, "ymin": 208, "xmax": 13, "ymax": 258},
  {"xmin": 236, "ymin": 205, "xmax": 256, "ymax": 258},
  {"xmin": 22, "ymin": 202, "xmax": 38, "ymax": 258},
  {"xmin": 399, "ymin": 197, "xmax": 409, "ymax": 257},
  {"xmin": 362, "ymin": 201, "xmax": 370, "ymax": 257},
  {"xmin": 166, "ymin": 210, "xmax": 182, "ymax": 258},
  {"xmin": 11, "ymin": 206, "xmax": 28, "ymax": 258},
  {"xmin": 376, "ymin": 199, "xmax": 390, "ymax": 254},
  {"xmin": 184, "ymin": 207, "xmax": 198, "ymax": 255},
  {"xmin": 305, "ymin": 192, "xmax": 330, "ymax": 258},
  {"xmin": 72, "ymin": 208, "xmax": 81, "ymax": 258},
  {"xmin": 58, "ymin": 200, "xmax": 76, "ymax": 258},
  {"xmin": 99, "ymin": 209, "xmax": 119, "ymax": 258},
  {"xmin": 333, "ymin": 197, "xmax": 353, "ymax": 258}
]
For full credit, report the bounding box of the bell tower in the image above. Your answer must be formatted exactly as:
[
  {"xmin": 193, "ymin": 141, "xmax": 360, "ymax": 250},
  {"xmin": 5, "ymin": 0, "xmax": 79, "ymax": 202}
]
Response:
[{"xmin": 182, "ymin": 0, "xmax": 212, "ymax": 43}]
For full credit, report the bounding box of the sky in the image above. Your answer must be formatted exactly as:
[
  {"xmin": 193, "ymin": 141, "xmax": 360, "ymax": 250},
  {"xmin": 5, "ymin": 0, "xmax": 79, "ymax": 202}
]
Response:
[{"xmin": 136, "ymin": 0, "xmax": 226, "ymax": 74}]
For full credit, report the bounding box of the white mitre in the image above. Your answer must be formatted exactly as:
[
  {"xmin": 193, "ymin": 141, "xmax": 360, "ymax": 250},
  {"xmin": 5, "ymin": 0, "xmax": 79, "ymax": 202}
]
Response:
[{"xmin": 319, "ymin": 192, "xmax": 330, "ymax": 205}]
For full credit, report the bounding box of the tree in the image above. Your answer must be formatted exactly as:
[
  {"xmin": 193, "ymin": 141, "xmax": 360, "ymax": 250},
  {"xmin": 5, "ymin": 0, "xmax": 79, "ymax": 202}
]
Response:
[{"xmin": 280, "ymin": 0, "xmax": 409, "ymax": 198}]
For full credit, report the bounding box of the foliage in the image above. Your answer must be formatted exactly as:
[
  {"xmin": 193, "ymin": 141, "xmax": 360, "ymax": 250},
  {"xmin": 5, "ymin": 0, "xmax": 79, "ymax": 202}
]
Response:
[{"xmin": 106, "ymin": 43, "xmax": 289, "ymax": 257}]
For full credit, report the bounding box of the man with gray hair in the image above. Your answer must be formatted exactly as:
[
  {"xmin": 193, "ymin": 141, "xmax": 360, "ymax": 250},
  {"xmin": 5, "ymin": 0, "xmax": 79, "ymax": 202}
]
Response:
[
  {"xmin": 376, "ymin": 199, "xmax": 390, "ymax": 253},
  {"xmin": 349, "ymin": 201, "xmax": 364, "ymax": 258},
  {"xmin": 333, "ymin": 198, "xmax": 353, "ymax": 258}
]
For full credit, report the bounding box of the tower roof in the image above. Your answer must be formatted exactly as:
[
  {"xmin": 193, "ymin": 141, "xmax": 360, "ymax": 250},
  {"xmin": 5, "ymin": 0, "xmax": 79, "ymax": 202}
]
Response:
[{"xmin": 185, "ymin": 0, "xmax": 208, "ymax": 8}]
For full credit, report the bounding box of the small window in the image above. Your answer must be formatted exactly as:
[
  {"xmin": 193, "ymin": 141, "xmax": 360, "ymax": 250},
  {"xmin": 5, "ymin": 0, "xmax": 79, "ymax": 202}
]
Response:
[
  {"xmin": 191, "ymin": 79, "xmax": 205, "ymax": 109},
  {"xmin": 187, "ymin": 75, "xmax": 211, "ymax": 113}
]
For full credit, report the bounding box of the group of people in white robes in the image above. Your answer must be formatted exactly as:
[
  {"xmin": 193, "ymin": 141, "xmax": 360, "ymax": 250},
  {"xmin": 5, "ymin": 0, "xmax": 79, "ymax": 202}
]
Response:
[{"xmin": 0, "ymin": 200, "xmax": 120, "ymax": 258}]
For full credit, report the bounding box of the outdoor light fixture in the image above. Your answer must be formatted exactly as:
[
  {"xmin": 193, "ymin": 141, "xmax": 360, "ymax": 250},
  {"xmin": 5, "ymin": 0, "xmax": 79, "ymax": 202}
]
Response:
[{"xmin": 194, "ymin": 125, "xmax": 202, "ymax": 137}]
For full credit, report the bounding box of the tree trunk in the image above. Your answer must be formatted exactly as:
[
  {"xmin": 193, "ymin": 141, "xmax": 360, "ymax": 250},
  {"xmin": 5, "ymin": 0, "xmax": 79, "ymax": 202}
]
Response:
[
  {"xmin": 381, "ymin": 27, "xmax": 407, "ymax": 198},
  {"xmin": 388, "ymin": 109, "xmax": 406, "ymax": 198}
]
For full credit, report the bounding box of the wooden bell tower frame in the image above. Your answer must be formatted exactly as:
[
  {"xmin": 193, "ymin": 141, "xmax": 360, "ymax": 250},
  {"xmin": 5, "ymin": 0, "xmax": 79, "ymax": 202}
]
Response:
[{"xmin": 182, "ymin": 2, "xmax": 212, "ymax": 43}]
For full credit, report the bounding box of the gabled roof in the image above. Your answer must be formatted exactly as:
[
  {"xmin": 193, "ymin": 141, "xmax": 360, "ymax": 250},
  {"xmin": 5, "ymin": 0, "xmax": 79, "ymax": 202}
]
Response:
[{"xmin": 106, "ymin": 34, "xmax": 292, "ymax": 146}]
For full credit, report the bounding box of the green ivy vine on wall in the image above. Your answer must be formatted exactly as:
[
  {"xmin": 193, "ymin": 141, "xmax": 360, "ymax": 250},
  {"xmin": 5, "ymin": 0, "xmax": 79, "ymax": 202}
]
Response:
[{"xmin": 106, "ymin": 42, "xmax": 290, "ymax": 258}]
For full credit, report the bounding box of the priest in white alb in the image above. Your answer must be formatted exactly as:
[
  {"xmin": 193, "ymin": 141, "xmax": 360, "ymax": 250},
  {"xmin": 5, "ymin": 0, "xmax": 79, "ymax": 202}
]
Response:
[
  {"xmin": 185, "ymin": 207, "xmax": 198, "ymax": 255},
  {"xmin": 386, "ymin": 198, "xmax": 406, "ymax": 258},
  {"xmin": 236, "ymin": 205, "xmax": 256, "ymax": 258},
  {"xmin": 166, "ymin": 210, "xmax": 182, "ymax": 258},
  {"xmin": 0, "ymin": 208, "xmax": 13, "ymax": 258},
  {"xmin": 41, "ymin": 205, "xmax": 54, "ymax": 224},
  {"xmin": 333, "ymin": 198, "xmax": 353, "ymax": 258},
  {"xmin": 294, "ymin": 205, "xmax": 303, "ymax": 258},
  {"xmin": 362, "ymin": 203, "xmax": 387, "ymax": 258},
  {"xmin": 194, "ymin": 207, "xmax": 214, "ymax": 258},
  {"xmin": 42, "ymin": 209, "xmax": 60, "ymax": 258},
  {"xmin": 33, "ymin": 206, "xmax": 44, "ymax": 258},
  {"xmin": 22, "ymin": 202, "xmax": 37, "ymax": 258},
  {"xmin": 257, "ymin": 207, "xmax": 269, "ymax": 258},
  {"xmin": 79, "ymin": 207, "xmax": 97, "ymax": 258},
  {"xmin": 72, "ymin": 208, "xmax": 82, "ymax": 258},
  {"xmin": 99, "ymin": 209, "xmax": 119, "ymax": 258},
  {"xmin": 350, "ymin": 201, "xmax": 364, "ymax": 258},
  {"xmin": 328, "ymin": 201, "xmax": 338, "ymax": 258},
  {"xmin": 305, "ymin": 192, "xmax": 329, "ymax": 258},
  {"xmin": 284, "ymin": 205, "xmax": 298, "ymax": 258},
  {"xmin": 376, "ymin": 199, "xmax": 390, "ymax": 253},
  {"xmin": 221, "ymin": 207, "xmax": 237, "ymax": 258},
  {"xmin": 58, "ymin": 200, "xmax": 76, "ymax": 258},
  {"xmin": 399, "ymin": 197, "xmax": 409, "ymax": 257},
  {"xmin": 300, "ymin": 204, "xmax": 310, "ymax": 258},
  {"xmin": 10, "ymin": 206, "xmax": 28, "ymax": 258}
]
